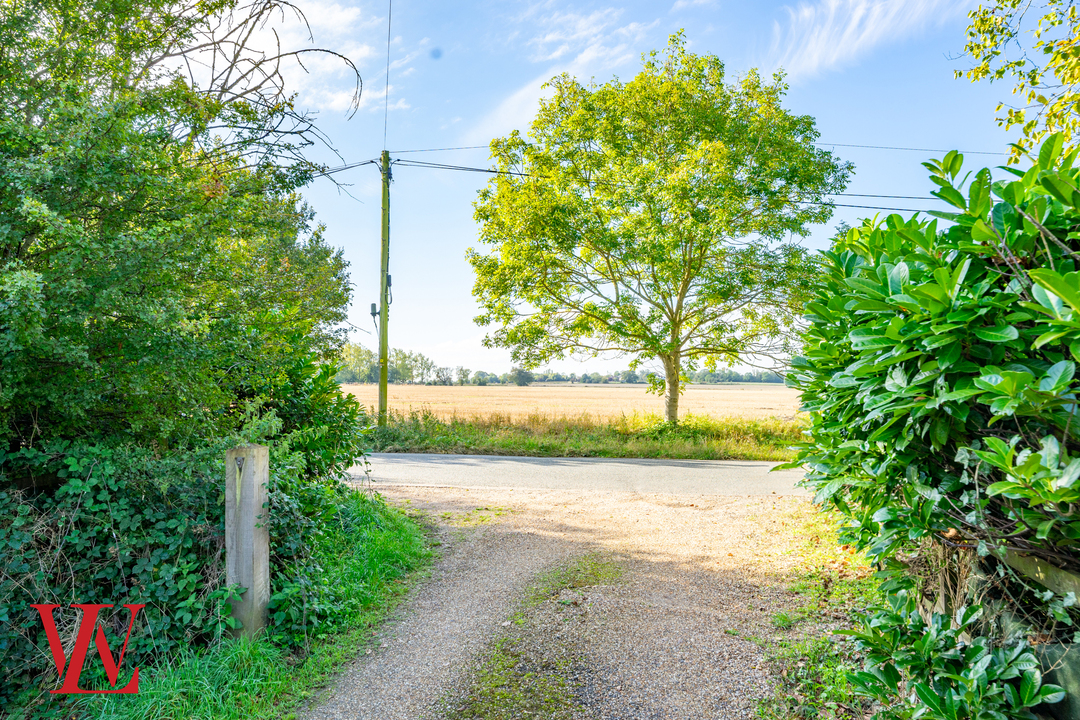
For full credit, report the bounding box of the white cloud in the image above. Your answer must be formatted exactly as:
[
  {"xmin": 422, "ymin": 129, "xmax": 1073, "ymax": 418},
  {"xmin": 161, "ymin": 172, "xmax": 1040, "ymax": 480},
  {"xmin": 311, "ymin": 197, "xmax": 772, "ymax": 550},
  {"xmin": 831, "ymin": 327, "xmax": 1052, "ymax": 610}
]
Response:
[
  {"xmin": 383, "ymin": 97, "xmax": 411, "ymax": 111},
  {"xmin": 465, "ymin": 5, "xmax": 657, "ymax": 143},
  {"xmin": 768, "ymin": 0, "xmax": 973, "ymax": 79},
  {"xmin": 525, "ymin": 8, "xmax": 625, "ymax": 61},
  {"xmin": 671, "ymin": 0, "xmax": 715, "ymax": 10}
]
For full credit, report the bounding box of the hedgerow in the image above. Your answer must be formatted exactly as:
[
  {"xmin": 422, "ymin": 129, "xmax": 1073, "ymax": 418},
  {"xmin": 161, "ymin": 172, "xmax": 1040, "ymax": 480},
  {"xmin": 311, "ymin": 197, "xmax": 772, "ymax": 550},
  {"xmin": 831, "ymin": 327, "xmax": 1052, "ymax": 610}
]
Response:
[
  {"xmin": 0, "ymin": 362, "xmax": 387, "ymax": 710},
  {"xmin": 785, "ymin": 135, "xmax": 1080, "ymax": 717}
]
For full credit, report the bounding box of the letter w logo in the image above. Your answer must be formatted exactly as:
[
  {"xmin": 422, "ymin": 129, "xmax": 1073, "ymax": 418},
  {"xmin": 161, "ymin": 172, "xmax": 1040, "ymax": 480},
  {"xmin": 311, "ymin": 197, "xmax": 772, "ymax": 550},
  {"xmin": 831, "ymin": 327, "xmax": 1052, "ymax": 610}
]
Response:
[{"xmin": 31, "ymin": 604, "xmax": 144, "ymax": 694}]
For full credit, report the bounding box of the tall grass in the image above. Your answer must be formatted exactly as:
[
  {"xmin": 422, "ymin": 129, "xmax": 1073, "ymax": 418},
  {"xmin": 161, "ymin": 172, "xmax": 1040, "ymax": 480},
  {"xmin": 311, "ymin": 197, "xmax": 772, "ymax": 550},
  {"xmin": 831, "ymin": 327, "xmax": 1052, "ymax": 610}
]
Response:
[
  {"xmin": 371, "ymin": 409, "xmax": 804, "ymax": 461},
  {"xmin": 75, "ymin": 491, "xmax": 430, "ymax": 720}
]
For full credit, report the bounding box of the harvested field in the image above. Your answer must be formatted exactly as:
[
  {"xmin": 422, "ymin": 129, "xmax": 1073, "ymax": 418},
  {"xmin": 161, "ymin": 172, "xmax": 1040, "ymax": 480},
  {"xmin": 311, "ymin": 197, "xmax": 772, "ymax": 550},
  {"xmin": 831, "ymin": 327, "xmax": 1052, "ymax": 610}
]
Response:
[{"xmin": 339, "ymin": 383, "xmax": 801, "ymax": 421}]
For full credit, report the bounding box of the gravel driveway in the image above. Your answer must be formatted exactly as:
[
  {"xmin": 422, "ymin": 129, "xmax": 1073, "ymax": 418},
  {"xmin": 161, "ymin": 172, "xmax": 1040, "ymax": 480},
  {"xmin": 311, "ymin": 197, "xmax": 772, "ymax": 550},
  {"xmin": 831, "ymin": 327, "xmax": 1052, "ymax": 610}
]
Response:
[{"xmin": 303, "ymin": 459, "xmax": 810, "ymax": 720}]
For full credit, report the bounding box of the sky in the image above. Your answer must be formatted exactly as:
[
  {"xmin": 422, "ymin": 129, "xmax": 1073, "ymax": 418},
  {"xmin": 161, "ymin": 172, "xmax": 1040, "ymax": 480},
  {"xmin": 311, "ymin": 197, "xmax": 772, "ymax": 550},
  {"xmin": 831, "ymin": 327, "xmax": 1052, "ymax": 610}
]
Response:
[{"xmin": 263, "ymin": 0, "xmax": 1017, "ymax": 375}]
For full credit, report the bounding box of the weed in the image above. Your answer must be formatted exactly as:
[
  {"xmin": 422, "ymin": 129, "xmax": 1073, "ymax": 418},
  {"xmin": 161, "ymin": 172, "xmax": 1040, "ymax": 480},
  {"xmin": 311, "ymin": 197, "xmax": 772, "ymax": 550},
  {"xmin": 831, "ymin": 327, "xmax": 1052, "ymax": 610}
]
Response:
[
  {"xmin": 758, "ymin": 637, "xmax": 867, "ymax": 720},
  {"xmin": 757, "ymin": 505, "xmax": 879, "ymax": 720},
  {"xmin": 525, "ymin": 553, "xmax": 623, "ymax": 607},
  {"xmin": 446, "ymin": 639, "xmax": 577, "ymax": 720},
  {"xmin": 772, "ymin": 612, "xmax": 795, "ymax": 630},
  {"xmin": 439, "ymin": 506, "xmax": 513, "ymax": 528}
]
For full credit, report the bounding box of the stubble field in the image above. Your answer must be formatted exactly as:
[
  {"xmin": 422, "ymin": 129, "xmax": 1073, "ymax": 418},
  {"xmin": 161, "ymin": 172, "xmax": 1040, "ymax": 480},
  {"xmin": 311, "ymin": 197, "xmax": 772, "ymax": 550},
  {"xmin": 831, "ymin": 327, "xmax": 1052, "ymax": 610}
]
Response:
[{"xmin": 340, "ymin": 383, "xmax": 802, "ymax": 422}]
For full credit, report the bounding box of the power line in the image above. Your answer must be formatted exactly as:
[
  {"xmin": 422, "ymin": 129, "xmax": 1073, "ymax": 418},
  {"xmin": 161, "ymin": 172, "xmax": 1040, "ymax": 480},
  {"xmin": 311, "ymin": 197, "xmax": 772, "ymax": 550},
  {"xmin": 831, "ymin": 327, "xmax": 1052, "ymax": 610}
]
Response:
[
  {"xmin": 387, "ymin": 145, "xmax": 489, "ymax": 153},
  {"xmin": 382, "ymin": 0, "xmax": 393, "ymax": 149},
  {"xmin": 386, "ymin": 142, "xmax": 1006, "ymax": 156},
  {"xmin": 800, "ymin": 200, "xmax": 928, "ymax": 213},
  {"xmin": 319, "ymin": 157, "xmax": 940, "ymax": 212},
  {"xmin": 316, "ymin": 159, "xmax": 378, "ymax": 176},
  {"xmin": 814, "ymin": 141, "xmax": 1005, "ymax": 156},
  {"xmin": 839, "ymin": 193, "xmax": 934, "ymax": 200},
  {"xmin": 392, "ymin": 158, "xmax": 939, "ymax": 210}
]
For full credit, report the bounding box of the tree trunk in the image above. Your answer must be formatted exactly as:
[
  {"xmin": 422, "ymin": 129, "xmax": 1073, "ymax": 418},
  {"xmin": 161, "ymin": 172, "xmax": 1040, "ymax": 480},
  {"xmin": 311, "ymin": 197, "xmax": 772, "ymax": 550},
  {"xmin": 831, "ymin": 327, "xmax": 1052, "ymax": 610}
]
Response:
[{"xmin": 662, "ymin": 354, "xmax": 680, "ymax": 424}]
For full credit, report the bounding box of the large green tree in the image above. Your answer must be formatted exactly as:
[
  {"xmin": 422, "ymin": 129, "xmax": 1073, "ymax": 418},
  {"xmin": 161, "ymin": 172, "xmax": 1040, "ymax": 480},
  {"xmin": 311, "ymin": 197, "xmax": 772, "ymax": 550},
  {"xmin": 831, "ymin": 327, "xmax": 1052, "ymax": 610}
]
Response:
[
  {"xmin": 0, "ymin": 0, "xmax": 358, "ymax": 444},
  {"xmin": 470, "ymin": 35, "xmax": 850, "ymax": 421}
]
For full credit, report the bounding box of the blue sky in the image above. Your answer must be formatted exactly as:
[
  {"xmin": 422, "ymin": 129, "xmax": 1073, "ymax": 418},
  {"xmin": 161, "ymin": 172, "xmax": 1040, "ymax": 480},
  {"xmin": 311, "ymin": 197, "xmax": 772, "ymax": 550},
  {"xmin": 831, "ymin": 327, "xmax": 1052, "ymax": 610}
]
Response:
[{"xmin": 272, "ymin": 0, "xmax": 1016, "ymax": 374}]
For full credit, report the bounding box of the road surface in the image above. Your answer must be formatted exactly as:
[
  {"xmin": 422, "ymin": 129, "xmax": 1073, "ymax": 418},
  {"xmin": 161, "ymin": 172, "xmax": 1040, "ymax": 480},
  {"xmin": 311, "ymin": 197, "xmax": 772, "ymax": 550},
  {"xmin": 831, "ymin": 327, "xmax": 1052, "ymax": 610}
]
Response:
[{"xmin": 351, "ymin": 453, "xmax": 807, "ymax": 496}]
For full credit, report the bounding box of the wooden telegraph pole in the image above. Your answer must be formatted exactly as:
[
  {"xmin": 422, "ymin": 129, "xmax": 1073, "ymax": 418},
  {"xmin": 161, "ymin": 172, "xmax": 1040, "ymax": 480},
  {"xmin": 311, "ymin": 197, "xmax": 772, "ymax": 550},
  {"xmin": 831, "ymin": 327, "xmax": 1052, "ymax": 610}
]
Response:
[{"xmin": 378, "ymin": 150, "xmax": 391, "ymax": 426}]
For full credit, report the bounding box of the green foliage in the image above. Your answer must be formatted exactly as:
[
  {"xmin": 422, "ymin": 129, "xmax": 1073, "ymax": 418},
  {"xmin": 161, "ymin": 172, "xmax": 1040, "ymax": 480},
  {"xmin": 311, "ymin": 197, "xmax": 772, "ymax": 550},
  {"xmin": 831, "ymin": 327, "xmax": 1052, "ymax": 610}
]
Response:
[
  {"xmin": 759, "ymin": 637, "xmax": 868, "ymax": 720},
  {"xmin": 1, "ymin": 386, "xmax": 373, "ymax": 707},
  {"xmin": 962, "ymin": 0, "xmax": 1080, "ymax": 162},
  {"xmin": 784, "ymin": 134, "xmax": 1080, "ymax": 717},
  {"xmin": 842, "ymin": 590, "xmax": 1064, "ymax": 719},
  {"xmin": 73, "ymin": 492, "xmax": 428, "ymax": 720},
  {"xmin": 371, "ymin": 408, "xmax": 803, "ymax": 461},
  {"xmin": 84, "ymin": 636, "xmax": 289, "ymax": 720},
  {"xmin": 0, "ymin": 0, "xmax": 354, "ymax": 445},
  {"xmin": 335, "ymin": 344, "xmax": 442, "ymax": 385},
  {"xmin": 470, "ymin": 32, "xmax": 850, "ymax": 421},
  {"xmin": 786, "ymin": 135, "xmax": 1080, "ymax": 569},
  {"xmin": 509, "ymin": 367, "xmax": 534, "ymax": 386},
  {"xmin": 0, "ymin": 0, "xmax": 378, "ymax": 711}
]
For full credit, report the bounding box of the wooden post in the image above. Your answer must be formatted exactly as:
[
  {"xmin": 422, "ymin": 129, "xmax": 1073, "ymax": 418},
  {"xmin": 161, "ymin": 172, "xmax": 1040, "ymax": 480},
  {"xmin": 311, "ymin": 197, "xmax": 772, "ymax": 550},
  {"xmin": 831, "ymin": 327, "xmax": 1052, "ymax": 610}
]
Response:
[{"xmin": 225, "ymin": 444, "xmax": 270, "ymax": 638}]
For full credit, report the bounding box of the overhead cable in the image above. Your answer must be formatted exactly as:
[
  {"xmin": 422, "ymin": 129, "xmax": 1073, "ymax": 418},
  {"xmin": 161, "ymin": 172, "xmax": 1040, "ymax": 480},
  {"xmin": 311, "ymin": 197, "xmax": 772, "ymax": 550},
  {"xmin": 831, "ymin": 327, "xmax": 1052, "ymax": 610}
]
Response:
[
  {"xmin": 814, "ymin": 141, "xmax": 1005, "ymax": 156},
  {"xmin": 392, "ymin": 158, "xmax": 939, "ymax": 209},
  {"xmin": 316, "ymin": 159, "xmax": 378, "ymax": 176},
  {"xmin": 386, "ymin": 142, "xmax": 1006, "ymax": 156},
  {"xmin": 382, "ymin": 0, "xmax": 393, "ymax": 149},
  {"xmin": 387, "ymin": 145, "xmax": 490, "ymax": 153}
]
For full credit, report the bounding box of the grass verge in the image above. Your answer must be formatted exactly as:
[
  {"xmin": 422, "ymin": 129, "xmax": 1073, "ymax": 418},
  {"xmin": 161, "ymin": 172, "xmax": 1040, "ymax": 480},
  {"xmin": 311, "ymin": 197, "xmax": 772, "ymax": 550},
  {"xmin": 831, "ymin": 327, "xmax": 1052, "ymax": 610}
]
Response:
[
  {"xmin": 371, "ymin": 409, "xmax": 803, "ymax": 462},
  {"xmin": 65, "ymin": 491, "xmax": 432, "ymax": 720},
  {"xmin": 444, "ymin": 553, "xmax": 623, "ymax": 720},
  {"xmin": 758, "ymin": 505, "xmax": 879, "ymax": 720}
]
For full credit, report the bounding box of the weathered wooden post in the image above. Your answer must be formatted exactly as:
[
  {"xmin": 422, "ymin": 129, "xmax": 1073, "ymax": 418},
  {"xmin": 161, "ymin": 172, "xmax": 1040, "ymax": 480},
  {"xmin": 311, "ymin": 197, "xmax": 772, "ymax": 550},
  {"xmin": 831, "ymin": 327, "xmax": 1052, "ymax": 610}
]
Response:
[{"xmin": 225, "ymin": 444, "xmax": 270, "ymax": 638}]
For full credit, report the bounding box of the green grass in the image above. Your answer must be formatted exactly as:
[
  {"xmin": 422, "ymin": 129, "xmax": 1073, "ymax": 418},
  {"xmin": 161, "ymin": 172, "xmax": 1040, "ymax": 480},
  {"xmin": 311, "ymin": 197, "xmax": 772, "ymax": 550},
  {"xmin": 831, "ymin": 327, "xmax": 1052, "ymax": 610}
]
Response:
[
  {"xmin": 64, "ymin": 491, "xmax": 432, "ymax": 720},
  {"xmin": 371, "ymin": 408, "xmax": 804, "ymax": 461},
  {"xmin": 758, "ymin": 505, "xmax": 879, "ymax": 720}
]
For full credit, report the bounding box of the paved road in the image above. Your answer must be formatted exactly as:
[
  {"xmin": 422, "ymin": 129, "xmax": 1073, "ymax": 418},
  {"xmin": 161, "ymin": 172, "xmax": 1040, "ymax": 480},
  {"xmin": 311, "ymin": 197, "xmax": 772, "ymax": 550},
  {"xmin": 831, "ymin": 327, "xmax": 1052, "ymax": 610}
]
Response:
[{"xmin": 351, "ymin": 453, "xmax": 807, "ymax": 496}]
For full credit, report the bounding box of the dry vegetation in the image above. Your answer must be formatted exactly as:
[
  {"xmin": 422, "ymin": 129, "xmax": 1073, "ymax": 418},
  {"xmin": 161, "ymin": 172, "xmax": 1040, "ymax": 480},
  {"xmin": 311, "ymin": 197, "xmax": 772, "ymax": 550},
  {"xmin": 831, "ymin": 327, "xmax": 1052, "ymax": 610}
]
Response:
[{"xmin": 340, "ymin": 383, "xmax": 802, "ymax": 422}]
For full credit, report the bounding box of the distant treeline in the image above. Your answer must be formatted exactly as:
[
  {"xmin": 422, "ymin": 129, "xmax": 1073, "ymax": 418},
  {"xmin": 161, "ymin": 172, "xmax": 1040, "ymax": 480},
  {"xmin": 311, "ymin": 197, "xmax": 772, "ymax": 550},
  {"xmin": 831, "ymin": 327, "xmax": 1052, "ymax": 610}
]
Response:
[{"xmin": 334, "ymin": 344, "xmax": 783, "ymax": 386}]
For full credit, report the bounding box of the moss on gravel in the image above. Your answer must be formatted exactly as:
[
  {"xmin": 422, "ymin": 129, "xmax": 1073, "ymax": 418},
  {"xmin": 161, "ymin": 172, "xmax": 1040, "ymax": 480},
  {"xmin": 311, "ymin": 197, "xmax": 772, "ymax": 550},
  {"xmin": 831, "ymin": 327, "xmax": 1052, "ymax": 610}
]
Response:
[{"xmin": 442, "ymin": 554, "xmax": 623, "ymax": 720}]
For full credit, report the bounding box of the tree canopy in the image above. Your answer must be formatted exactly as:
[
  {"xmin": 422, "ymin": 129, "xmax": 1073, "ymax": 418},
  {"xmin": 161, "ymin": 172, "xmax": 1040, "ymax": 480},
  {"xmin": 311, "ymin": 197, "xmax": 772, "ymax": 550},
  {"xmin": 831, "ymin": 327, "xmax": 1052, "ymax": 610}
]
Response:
[
  {"xmin": 469, "ymin": 34, "xmax": 850, "ymax": 421},
  {"xmin": 962, "ymin": 0, "xmax": 1080, "ymax": 162},
  {"xmin": 0, "ymin": 0, "xmax": 358, "ymax": 445}
]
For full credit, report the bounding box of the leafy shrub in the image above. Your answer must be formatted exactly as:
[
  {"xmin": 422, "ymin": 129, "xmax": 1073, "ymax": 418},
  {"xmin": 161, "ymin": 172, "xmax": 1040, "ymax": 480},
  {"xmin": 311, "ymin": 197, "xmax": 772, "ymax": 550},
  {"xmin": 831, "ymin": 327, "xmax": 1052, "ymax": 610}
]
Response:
[
  {"xmin": 842, "ymin": 589, "xmax": 1064, "ymax": 719},
  {"xmin": 73, "ymin": 493, "xmax": 427, "ymax": 720},
  {"xmin": 0, "ymin": 366, "xmax": 375, "ymax": 708},
  {"xmin": 784, "ymin": 135, "xmax": 1080, "ymax": 716}
]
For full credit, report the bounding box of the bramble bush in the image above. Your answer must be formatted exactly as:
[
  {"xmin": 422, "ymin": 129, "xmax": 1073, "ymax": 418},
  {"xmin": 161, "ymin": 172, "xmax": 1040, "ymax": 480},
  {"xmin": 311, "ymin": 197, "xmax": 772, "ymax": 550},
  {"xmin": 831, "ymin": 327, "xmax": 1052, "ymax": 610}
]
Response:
[
  {"xmin": 784, "ymin": 134, "xmax": 1080, "ymax": 717},
  {"xmin": 0, "ymin": 362, "xmax": 388, "ymax": 708}
]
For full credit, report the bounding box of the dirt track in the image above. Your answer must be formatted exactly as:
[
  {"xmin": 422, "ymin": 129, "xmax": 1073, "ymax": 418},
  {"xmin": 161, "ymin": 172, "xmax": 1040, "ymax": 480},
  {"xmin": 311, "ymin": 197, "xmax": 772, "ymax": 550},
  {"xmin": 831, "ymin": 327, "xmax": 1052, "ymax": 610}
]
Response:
[{"xmin": 303, "ymin": 479, "xmax": 809, "ymax": 719}]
